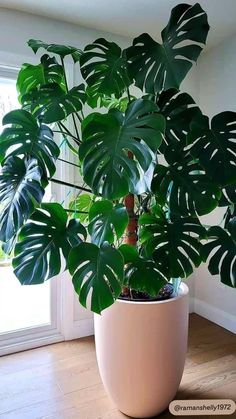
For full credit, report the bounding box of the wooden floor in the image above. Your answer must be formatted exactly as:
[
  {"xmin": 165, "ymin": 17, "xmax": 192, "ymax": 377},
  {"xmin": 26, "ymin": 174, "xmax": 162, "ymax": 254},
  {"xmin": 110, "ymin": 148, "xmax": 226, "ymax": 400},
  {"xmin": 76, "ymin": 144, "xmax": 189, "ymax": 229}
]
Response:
[{"xmin": 0, "ymin": 314, "xmax": 235, "ymax": 419}]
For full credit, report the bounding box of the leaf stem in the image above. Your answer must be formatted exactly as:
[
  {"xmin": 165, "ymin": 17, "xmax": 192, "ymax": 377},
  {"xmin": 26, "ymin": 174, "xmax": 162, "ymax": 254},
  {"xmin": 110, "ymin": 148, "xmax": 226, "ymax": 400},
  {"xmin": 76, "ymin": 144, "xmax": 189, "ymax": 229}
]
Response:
[
  {"xmin": 75, "ymin": 112, "xmax": 83, "ymax": 123},
  {"xmin": 127, "ymin": 87, "xmax": 131, "ymax": 104},
  {"xmin": 51, "ymin": 178, "xmax": 91, "ymax": 192},
  {"xmin": 60, "ymin": 57, "xmax": 81, "ymax": 141},
  {"xmin": 57, "ymin": 122, "xmax": 80, "ymax": 143},
  {"xmin": 65, "ymin": 208, "xmax": 88, "ymax": 214},
  {"xmin": 57, "ymin": 157, "xmax": 80, "ymax": 168},
  {"xmin": 53, "ymin": 129, "xmax": 77, "ymax": 140}
]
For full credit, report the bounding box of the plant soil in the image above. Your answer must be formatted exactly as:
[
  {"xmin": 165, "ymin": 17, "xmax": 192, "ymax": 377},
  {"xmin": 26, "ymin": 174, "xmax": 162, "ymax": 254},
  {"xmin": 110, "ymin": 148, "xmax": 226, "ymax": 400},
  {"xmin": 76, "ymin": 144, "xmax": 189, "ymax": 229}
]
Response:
[{"xmin": 119, "ymin": 283, "xmax": 175, "ymax": 302}]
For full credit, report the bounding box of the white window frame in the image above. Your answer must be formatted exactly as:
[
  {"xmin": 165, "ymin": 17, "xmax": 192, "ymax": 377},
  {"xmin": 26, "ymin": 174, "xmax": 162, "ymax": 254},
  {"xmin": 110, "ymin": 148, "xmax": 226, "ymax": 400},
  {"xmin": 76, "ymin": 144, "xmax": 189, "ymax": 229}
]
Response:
[{"xmin": 0, "ymin": 54, "xmax": 93, "ymax": 356}]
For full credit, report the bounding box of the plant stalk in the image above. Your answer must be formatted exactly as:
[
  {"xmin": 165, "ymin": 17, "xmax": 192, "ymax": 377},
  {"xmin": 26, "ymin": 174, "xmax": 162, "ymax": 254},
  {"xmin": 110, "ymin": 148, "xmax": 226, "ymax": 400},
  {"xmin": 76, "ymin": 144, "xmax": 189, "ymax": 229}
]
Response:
[
  {"xmin": 51, "ymin": 178, "xmax": 91, "ymax": 192},
  {"xmin": 60, "ymin": 57, "xmax": 81, "ymax": 141},
  {"xmin": 123, "ymin": 151, "xmax": 138, "ymax": 298}
]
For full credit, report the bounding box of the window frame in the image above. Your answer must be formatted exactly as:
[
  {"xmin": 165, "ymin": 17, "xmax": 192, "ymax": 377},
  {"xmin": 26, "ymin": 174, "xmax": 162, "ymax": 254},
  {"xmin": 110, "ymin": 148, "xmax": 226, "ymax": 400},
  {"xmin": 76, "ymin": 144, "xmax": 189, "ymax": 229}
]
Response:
[{"xmin": 0, "ymin": 55, "xmax": 93, "ymax": 356}]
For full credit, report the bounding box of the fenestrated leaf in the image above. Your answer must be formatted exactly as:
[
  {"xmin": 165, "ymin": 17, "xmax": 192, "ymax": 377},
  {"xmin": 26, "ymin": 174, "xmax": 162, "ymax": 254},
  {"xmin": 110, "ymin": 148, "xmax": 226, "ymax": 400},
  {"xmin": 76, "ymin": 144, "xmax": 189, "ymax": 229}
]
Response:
[
  {"xmin": 68, "ymin": 242, "xmax": 124, "ymax": 314},
  {"xmin": 13, "ymin": 203, "xmax": 87, "ymax": 285},
  {"xmin": 0, "ymin": 156, "xmax": 44, "ymax": 242},
  {"xmin": 86, "ymin": 88, "xmax": 132, "ymax": 112},
  {"xmin": 28, "ymin": 39, "xmax": 82, "ymax": 63},
  {"xmin": 17, "ymin": 54, "xmax": 65, "ymax": 102},
  {"xmin": 156, "ymin": 89, "xmax": 202, "ymax": 156},
  {"xmin": 88, "ymin": 200, "xmax": 128, "ymax": 246},
  {"xmin": 139, "ymin": 206, "xmax": 206, "ymax": 278},
  {"xmin": 69, "ymin": 193, "xmax": 93, "ymax": 222},
  {"xmin": 187, "ymin": 112, "xmax": 236, "ymax": 186},
  {"xmin": 219, "ymin": 184, "xmax": 236, "ymax": 207},
  {"xmin": 126, "ymin": 3, "xmax": 209, "ymax": 93},
  {"xmin": 0, "ymin": 109, "xmax": 60, "ymax": 178},
  {"xmin": 152, "ymin": 155, "xmax": 221, "ymax": 216},
  {"xmin": 79, "ymin": 99, "xmax": 164, "ymax": 199},
  {"xmin": 119, "ymin": 244, "xmax": 167, "ymax": 296},
  {"xmin": 80, "ymin": 38, "xmax": 130, "ymax": 102},
  {"xmin": 223, "ymin": 205, "xmax": 236, "ymax": 230},
  {"xmin": 2, "ymin": 235, "xmax": 16, "ymax": 256},
  {"xmin": 202, "ymin": 225, "xmax": 236, "ymax": 287},
  {"xmin": 22, "ymin": 83, "xmax": 86, "ymax": 123}
]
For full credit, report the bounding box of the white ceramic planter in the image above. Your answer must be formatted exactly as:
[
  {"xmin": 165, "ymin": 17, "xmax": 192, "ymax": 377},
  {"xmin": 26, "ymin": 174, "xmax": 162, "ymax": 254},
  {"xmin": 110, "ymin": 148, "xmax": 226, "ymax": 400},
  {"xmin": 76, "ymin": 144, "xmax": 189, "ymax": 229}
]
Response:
[{"xmin": 94, "ymin": 283, "xmax": 189, "ymax": 418}]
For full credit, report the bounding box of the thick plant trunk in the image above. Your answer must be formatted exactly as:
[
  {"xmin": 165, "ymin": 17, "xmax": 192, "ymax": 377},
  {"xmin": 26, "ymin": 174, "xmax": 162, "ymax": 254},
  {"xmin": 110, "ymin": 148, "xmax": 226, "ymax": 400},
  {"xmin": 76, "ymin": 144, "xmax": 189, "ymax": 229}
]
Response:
[
  {"xmin": 122, "ymin": 152, "xmax": 137, "ymax": 297},
  {"xmin": 124, "ymin": 151, "xmax": 137, "ymax": 246},
  {"xmin": 124, "ymin": 193, "xmax": 137, "ymax": 246},
  {"xmin": 122, "ymin": 192, "xmax": 137, "ymax": 297}
]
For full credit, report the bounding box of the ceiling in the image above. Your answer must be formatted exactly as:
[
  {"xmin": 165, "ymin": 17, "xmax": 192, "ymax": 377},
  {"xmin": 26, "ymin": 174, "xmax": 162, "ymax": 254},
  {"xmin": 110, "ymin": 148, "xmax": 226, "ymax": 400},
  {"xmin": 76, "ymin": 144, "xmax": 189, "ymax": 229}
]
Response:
[{"xmin": 0, "ymin": 0, "xmax": 236, "ymax": 50}]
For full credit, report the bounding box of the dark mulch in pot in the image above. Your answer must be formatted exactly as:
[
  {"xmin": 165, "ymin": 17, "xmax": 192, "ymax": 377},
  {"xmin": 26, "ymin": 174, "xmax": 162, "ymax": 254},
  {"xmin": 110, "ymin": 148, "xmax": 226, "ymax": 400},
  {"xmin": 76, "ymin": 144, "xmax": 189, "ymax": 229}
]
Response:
[{"xmin": 119, "ymin": 283, "xmax": 175, "ymax": 302}]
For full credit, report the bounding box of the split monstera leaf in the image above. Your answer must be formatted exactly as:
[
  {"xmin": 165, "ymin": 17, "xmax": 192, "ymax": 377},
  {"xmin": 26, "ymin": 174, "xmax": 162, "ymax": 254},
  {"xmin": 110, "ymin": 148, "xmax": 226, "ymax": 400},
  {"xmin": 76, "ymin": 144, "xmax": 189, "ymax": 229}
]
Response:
[{"xmin": 0, "ymin": 2, "xmax": 236, "ymax": 314}]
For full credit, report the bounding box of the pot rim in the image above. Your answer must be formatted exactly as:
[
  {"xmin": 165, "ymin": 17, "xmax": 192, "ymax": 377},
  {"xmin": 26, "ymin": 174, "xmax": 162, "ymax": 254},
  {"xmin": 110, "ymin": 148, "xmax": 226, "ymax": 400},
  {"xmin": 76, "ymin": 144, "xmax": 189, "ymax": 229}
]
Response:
[{"xmin": 117, "ymin": 282, "xmax": 189, "ymax": 306}]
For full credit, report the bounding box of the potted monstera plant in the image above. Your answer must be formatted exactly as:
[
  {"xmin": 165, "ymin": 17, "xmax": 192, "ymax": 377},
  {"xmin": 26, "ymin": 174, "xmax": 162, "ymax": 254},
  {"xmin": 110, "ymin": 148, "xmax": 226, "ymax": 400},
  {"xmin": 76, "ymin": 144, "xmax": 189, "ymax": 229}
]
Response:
[{"xmin": 1, "ymin": 2, "xmax": 236, "ymax": 417}]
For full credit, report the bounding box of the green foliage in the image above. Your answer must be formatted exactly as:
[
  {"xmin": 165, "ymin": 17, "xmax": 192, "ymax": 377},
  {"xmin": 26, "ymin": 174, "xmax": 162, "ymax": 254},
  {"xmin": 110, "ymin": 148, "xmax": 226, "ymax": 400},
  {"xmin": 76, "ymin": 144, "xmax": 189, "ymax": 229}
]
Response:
[
  {"xmin": 188, "ymin": 112, "xmax": 236, "ymax": 186},
  {"xmin": 13, "ymin": 203, "xmax": 87, "ymax": 285},
  {"xmin": 17, "ymin": 54, "xmax": 65, "ymax": 102},
  {"xmin": 126, "ymin": 3, "xmax": 209, "ymax": 93},
  {"xmin": 88, "ymin": 200, "xmax": 128, "ymax": 246},
  {"xmin": 0, "ymin": 157, "xmax": 44, "ymax": 242},
  {"xmin": 80, "ymin": 38, "xmax": 130, "ymax": 105},
  {"xmin": 28, "ymin": 39, "xmax": 82, "ymax": 62},
  {"xmin": 202, "ymin": 225, "xmax": 236, "ymax": 287},
  {"xmin": 0, "ymin": 245, "xmax": 6, "ymax": 262},
  {"xmin": 156, "ymin": 89, "xmax": 202, "ymax": 156},
  {"xmin": 22, "ymin": 83, "xmax": 86, "ymax": 123},
  {"xmin": 119, "ymin": 244, "xmax": 167, "ymax": 296},
  {"xmin": 79, "ymin": 99, "xmax": 164, "ymax": 199},
  {"xmin": 69, "ymin": 193, "xmax": 93, "ymax": 222},
  {"xmin": 0, "ymin": 109, "xmax": 59, "ymax": 178},
  {"xmin": 139, "ymin": 206, "xmax": 206, "ymax": 278},
  {"xmin": 152, "ymin": 155, "xmax": 221, "ymax": 216},
  {"xmin": 0, "ymin": 3, "xmax": 235, "ymax": 313},
  {"xmin": 68, "ymin": 242, "xmax": 124, "ymax": 314}
]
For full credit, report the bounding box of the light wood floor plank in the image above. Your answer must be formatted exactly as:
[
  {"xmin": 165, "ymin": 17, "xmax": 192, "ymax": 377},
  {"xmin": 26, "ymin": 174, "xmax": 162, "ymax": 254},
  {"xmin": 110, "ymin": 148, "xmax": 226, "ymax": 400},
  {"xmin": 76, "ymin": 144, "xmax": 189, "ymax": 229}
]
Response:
[{"xmin": 0, "ymin": 314, "xmax": 235, "ymax": 419}]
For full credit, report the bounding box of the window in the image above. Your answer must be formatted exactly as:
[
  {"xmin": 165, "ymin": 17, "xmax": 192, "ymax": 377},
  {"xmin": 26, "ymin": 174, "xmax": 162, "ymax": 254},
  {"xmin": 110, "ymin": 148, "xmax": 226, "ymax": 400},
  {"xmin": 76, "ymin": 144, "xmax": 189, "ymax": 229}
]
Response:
[
  {"xmin": 0, "ymin": 63, "xmax": 93, "ymax": 355},
  {"xmin": 0, "ymin": 69, "xmax": 58, "ymax": 351}
]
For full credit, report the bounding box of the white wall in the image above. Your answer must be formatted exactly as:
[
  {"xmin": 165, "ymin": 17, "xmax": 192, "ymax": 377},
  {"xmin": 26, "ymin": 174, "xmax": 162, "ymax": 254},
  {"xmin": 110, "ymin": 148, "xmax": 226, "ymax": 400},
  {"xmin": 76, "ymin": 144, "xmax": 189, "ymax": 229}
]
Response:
[{"xmin": 193, "ymin": 35, "xmax": 236, "ymax": 333}]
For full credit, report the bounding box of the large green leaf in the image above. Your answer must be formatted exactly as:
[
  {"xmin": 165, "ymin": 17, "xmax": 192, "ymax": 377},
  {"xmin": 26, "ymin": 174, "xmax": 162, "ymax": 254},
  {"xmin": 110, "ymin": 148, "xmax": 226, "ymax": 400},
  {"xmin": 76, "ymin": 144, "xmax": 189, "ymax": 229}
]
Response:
[
  {"xmin": 139, "ymin": 206, "xmax": 206, "ymax": 278},
  {"xmin": 188, "ymin": 112, "xmax": 236, "ymax": 186},
  {"xmin": 156, "ymin": 89, "xmax": 202, "ymax": 157},
  {"xmin": 202, "ymin": 225, "xmax": 236, "ymax": 288},
  {"xmin": 0, "ymin": 156, "xmax": 44, "ymax": 242},
  {"xmin": 69, "ymin": 193, "xmax": 93, "ymax": 222},
  {"xmin": 219, "ymin": 185, "xmax": 236, "ymax": 207},
  {"xmin": 13, "ymin": 203, "xmax": 87, "ymax": 285},
  {"xmin": 21, "ymin": 83, "xmax": 86, "ymax": 123},
  {"xmin": 88, "ymin": 200, "xmax": 128, "ymax": 246},
  {"xmin": 223, "ymin": 205, "xmax": 236, "ymax": 230},
  {"xmin": 68, "ymin": 242, "xmax": 124, "ymax": 314},
  {"xmin": 17, "ymin": 54, "xmax": 65, "ymax": 101},
  {"xmin": 28, "ymin": 39, "xmax": 82, "ymax": 63},
  {"xmin": 80, "ymin": 38, "xmax": 130, "ymax": 103},
  {"xmin": 152, "ymin": 156, "xmax": 221, "ymax": 216},
  {"xmin": 79, "ymin": 99, "xmax": 165, "ymax": 199},
  {"xmin": 126, "ymin": 3, "xmax": 209, "ymax": 93},
  {"xmin": 119, "ymin": 244, "xmax": 167, "ymax": 296},
  {"xmin": 0, "ymin": 109, "xmax": 60, "ymax": 178}
]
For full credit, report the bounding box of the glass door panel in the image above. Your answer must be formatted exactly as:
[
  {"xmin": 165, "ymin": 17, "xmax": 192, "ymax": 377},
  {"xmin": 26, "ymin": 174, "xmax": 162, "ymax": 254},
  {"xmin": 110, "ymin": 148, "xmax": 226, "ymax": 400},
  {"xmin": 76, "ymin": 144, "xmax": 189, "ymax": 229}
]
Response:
[{"xmin": 0, "ymin": 69, "xmax": 61, "ymax": 351}]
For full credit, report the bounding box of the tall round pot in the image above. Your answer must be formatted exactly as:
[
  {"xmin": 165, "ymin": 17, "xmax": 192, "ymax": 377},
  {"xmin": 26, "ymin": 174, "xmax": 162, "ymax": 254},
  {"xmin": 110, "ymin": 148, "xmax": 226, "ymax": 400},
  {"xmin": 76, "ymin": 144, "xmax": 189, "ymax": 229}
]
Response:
[{"xmin": 94, "ymin": 283, "xmax": 189, "ymax": 418}]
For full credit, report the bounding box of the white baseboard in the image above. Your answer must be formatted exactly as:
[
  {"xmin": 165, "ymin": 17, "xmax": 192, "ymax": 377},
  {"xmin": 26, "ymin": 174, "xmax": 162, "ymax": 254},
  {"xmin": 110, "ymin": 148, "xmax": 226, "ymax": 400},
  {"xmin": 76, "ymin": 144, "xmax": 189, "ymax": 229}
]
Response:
[
  {"xmin": 0, "ymin": 333, "xmax": 64, "ymax": 356},
  {"xmin": 193, "ymin": 298, "xmax": 236, "ymax": 334},
  {"xmin": 65, "ymin": 317, "xmax": 94, "ymax": 340}
]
